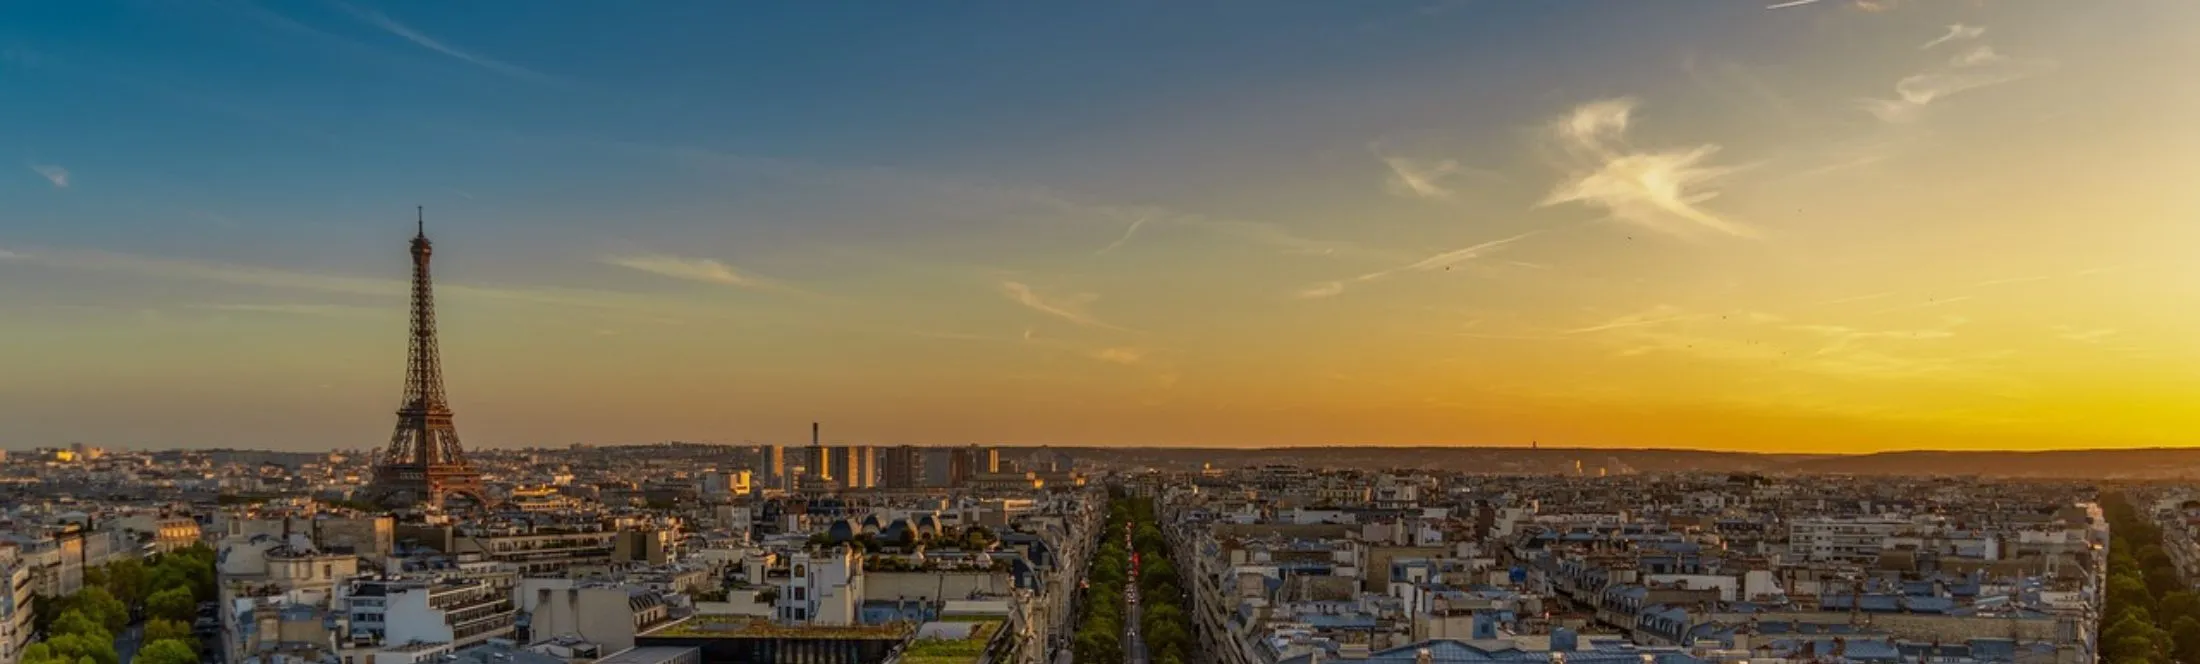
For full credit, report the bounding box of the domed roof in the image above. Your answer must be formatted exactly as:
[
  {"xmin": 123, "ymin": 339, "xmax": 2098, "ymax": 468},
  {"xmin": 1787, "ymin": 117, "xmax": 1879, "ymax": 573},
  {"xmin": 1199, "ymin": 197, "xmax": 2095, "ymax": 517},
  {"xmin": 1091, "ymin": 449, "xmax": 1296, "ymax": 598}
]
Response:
[
  {"xmin": 861, "ymin": 513, "xmax": 884, "ymax": 531},
  {"xmin": 914, "ymin": 512, "xmax": 942, "ymax": 534},
  {"xmin": 826, "ymin": 519, "xmax": 857, "ymax": 543}
]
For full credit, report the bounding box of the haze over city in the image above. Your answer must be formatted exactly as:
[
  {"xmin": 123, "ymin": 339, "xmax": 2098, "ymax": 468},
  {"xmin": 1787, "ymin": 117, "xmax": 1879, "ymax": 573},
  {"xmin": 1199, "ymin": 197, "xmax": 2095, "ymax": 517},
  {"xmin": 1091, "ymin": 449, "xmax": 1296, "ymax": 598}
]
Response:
[{"xmin": 5, "ymin": 1, "xmax": 2198, "ymax": 452}]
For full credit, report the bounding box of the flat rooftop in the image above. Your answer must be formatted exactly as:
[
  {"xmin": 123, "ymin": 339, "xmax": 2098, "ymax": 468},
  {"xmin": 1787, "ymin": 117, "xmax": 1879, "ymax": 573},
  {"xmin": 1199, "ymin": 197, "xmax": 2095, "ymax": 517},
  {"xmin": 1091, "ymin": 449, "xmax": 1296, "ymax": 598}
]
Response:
[{"xmin": 643, "ymin": 616, "xmax": 911, "ymax": 640}]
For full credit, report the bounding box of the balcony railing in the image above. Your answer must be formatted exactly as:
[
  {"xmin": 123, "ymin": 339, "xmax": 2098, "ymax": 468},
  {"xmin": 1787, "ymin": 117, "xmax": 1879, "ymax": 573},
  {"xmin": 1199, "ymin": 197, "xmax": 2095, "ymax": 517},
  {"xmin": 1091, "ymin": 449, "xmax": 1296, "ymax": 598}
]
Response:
[{"xmin": 443, "ymin": 600, "xmax": 516, "ymax": 624}]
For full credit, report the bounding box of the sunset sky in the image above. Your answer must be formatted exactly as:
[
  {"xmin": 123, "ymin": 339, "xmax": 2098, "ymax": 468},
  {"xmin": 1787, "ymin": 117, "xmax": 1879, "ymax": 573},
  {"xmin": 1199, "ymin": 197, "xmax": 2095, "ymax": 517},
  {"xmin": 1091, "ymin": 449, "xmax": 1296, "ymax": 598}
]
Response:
[{"xmin": 4, "ymin": 1, "xmax": 2198, "ymax": 452}]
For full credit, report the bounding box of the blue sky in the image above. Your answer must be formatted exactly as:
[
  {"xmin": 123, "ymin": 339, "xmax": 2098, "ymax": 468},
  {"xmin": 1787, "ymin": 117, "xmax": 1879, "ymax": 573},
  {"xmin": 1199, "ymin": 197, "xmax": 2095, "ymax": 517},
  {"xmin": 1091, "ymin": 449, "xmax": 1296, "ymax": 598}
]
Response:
[{"xmin": 6, "ymin": 1, "xmax": 2199, "ymax": 451}]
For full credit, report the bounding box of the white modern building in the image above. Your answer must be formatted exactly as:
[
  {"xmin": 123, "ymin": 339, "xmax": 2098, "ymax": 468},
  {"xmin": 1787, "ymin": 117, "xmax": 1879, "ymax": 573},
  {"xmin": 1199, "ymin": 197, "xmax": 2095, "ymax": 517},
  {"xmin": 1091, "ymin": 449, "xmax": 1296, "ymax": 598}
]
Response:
[
  {"xmin": 1786, "ymin": 517, "xmax": 1909, "ymax": 564},
  {"xmin": 778, "ymin": 546, "xmax": 864, "ymax": 625},
  {"xmin": 345, "ymin": 573, "xmax": 518, "ymax": 652}
]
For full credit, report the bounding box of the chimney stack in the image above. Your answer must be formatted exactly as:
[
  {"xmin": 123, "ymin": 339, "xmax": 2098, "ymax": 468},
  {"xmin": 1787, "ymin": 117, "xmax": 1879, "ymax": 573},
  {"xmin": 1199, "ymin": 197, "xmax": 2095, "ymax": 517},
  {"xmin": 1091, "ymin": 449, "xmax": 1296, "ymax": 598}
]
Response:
[{"xmin": 812, "ymin": 422, "xmax": 820, "ymax": 447}]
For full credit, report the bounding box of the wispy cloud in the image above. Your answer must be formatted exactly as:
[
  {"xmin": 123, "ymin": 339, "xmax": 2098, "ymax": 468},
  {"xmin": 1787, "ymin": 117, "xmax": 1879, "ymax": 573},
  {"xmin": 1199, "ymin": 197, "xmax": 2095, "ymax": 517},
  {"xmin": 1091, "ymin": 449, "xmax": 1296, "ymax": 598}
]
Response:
[
  {"xmin": 2052, "ymin": 326, "xmax": 2118, "ymax": 344},
  {"xmin": 1378, "ymin": 155, "xmax": 1509, "ymax": 202},
  {"xmin": 1948, "ymin": 45, "xmax": 2003, "ymax": 67},
  {"xmin": 1920, "ymin": 24, "xmax": 1986, "ymax": 50},
  {"xmin": 1814, "ymin": 292, "xmax": 1895, "ymax": 306},
  {"xmin": 999, "ymin": 281, "xmax": 1130, "ymax": 332},
  {"xmin": 1094, "ymin": 215, "xmax": 1149, "ymax": 255},
  {"xmin": 1789, "ymin": 317, "xmax": 1962, "ymax": 355},
  {"xmin": 592, "ymin": 138, "xmax": 1376, "ymax": 261},
  {"xmin": 335, "ymin": 2, "xmax": 552, "ymax": 82},
  {"xmin": 1870, "ymin": 295, "xmax": 1972, "ymax": 315},
  {"xmin": 28, "ymin": 163, "xmax": 69, "ymax": 188},
  {"xmin": 1972, "ymin": 274, "xmax": 2049, "ymax": 288},
  {"xmin": 1861, "ymin": 27, "xmax": 2050, "ymax": 123},
  {"xmin": 1563, "ymin": 304, "xmax": 1700, "ymax": 334},
  {"xmin": 1295, "ymin": 281, "xmax": 1346, "ymax": 299},
  {"xmin": 1384, "ymin": 231, "xmax": 1542, "ymax": 275},
  {"xmin": 191, "ymin": 303, "xmax": 384, "ymax": 318},
  {"xmin": 1767, "ymin": 0, "xmax": 1917, "ymax": 13},
  {"xmin": 1089, "ymin": 347, "xmax": 1147, "ymax": 365},
  {"xmin": 603, "ymin": 253, "xmax": 772, "ymax": 289},
  {"xmin": 1539, "ymin": 98, "xmax": 1754, "ymax": 238},
  {"xmin": 1581, "ymin": 305, "xmax": 1994, "ymax": 382},
  {"xmin": 1295, "ymin": 230, "xmax": 1540, "ymax": 299},
  {"xmin": 0, "ymin": 245, "xmax": 721, "ymax": 318},
  {"xmin": 1682, "ymin": 56, "xmax": 1806, "ymax": 129},
  {"xmin": 1382, "ymin": 156, "xmax": 1461, "ymax": 200},
  {"xmin": 923, "ymin": 327, "xmax": 1163, "ymax": 376}
]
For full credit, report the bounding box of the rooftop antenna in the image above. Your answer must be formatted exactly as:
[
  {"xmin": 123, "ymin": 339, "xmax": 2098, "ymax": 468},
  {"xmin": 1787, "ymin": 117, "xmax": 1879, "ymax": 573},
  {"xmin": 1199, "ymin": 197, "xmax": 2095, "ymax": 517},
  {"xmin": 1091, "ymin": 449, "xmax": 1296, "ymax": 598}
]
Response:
[{"xmin": 416, "ymin": 206, "xmax": 425, "ymax": 237}]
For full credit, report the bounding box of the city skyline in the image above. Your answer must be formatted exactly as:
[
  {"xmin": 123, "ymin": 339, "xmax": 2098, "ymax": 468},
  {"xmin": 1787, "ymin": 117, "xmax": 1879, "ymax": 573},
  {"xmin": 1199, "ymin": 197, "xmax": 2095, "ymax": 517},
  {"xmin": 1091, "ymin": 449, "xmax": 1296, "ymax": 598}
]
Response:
[{"xmin": 5, "ymin": 2, "xmax": 2199, "ymax": 452}]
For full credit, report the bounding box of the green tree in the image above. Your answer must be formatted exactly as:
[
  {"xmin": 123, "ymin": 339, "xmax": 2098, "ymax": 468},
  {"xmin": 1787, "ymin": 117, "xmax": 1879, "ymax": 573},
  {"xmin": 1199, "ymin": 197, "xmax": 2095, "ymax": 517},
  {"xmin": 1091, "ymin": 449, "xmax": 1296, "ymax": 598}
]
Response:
[
  {"xmin": 1142, "ymin": 560, "xmax": 1179, "ymax": 595},
  {"xmin": 1155, "ymin": 644, "xmax": 1187, "ymax": 664},
  {"xmin": 49, "ymin": 610, "xmax": 109, "ymax": 641},
  {"xmin": 31, "ymin": 594, "xmax": 64, "ymax": 637},
  {"xmin": 2104, "ymin": 604, "xmax": 2167, "ymax": 664},
  {"xmin": 961, "ymin": 526, "xmax": 995, "ymax": 550},
  {"xmin": 135, "ymin": 640, "xmax": 199, "ymax": 664},
  {"xmin": 1090, "ymin": 557, "xmax": 1125, "ymax": 587},
  {"xmin": 2149, "ymin": 566, "xmax": 2184, "ymax": 602},
  {"xmin": 2111, "ymin": 634, "xmax": 2159, "ymax": 664},
  {"xmin": 39, "ymin": 633, "xmax": 118, "ymax": 664},
  {"xmin": 151, "ymin": 547, "xmax": 218, "ymax": 602},
  {"xmin": 71, "ymin": 588, "xmax": 128, "ymax": 635},
  {"xmin": 2173, "ymin": 616, "xmax": 2200, "ymax": 664},
  {"xmin": 148, "ymin": 586, "xmax": 197, "ymax": 623},
  {"xmin": 1144, "ymin": 620, "xmax": 1191, "ymax": 656},
  {"xmin": 1134, "ymin": 523, "xmax": 1165, "ymax": 555},
  {"xmin": 2163, "ymin": 592, "xmax": 2200, "ymax": 627},
  {"xmin": 103, "ymin": 559, "xmax": 151, "ymax": 608},
  {"xmin": 2111, "ymin": 575, "xmax": 2155, "ymax": 613},
  {"xmin": 18, "ymin": 643, "xmax": 70, "ymax": 664},
  {"xmin": 146, "ymin": 618, "xmax": 196, "ymax": 647},
  {"xmin": 1073, "ymin": 627, "xmax": 1122, "ymax": 664},
  {"xmin": 82, "ymin": 566, "xmax": 109, "ymax": 596}
]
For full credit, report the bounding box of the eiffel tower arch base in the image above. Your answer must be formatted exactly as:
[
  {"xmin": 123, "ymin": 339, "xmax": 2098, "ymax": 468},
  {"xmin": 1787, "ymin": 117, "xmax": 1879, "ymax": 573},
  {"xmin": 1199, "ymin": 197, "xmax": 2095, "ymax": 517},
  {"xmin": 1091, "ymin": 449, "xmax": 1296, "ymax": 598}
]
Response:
[{"xmin": 367, "ymin": 464, "xmax": 490, "ymax": 509}]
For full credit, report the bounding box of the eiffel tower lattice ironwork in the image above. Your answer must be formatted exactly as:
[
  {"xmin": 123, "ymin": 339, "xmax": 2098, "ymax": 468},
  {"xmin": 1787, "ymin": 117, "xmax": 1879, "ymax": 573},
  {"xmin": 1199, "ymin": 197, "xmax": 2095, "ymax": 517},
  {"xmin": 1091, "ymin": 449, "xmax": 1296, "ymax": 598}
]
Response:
[{"xmin": 368, "ymin": 207, "xmax": 487, "ymax": 508}]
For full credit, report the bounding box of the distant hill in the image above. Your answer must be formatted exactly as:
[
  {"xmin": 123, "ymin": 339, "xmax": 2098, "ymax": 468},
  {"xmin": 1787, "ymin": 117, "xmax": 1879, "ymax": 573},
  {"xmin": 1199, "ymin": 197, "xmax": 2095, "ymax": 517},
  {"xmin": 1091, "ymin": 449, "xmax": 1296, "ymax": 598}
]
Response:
[
  {"xmin": 1773, "ymin": 447, "xmax": 2200, "ymax": 479},
  {"xmin": 1049, "ymin": 445, "xmax": 2200, "ymax": 479}
]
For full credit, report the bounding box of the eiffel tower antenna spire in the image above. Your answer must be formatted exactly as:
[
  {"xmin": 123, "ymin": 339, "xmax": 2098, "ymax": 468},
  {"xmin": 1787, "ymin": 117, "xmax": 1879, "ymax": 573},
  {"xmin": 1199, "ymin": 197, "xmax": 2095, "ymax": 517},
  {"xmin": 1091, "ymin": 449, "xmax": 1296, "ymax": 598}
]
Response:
[{"xmin": 416, "ymin": 205, "xmax": 424, "ymax": 237}]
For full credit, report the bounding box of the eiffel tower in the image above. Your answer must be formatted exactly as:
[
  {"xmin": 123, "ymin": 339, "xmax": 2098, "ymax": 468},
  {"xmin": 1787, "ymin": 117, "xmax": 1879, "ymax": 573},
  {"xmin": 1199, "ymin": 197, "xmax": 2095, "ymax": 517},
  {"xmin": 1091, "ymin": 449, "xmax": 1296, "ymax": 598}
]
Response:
[{"xmin": 367, "ymin": 208, "xmax": 487, "ymax": 508}]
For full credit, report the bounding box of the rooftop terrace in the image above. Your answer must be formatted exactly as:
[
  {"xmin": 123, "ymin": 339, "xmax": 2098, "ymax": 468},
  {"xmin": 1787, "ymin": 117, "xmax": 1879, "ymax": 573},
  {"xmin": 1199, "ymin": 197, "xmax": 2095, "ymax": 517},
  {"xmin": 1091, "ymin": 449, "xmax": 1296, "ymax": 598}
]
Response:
[{"xmin": 899, "ymin": 620, "xmax": 1003, "ymax": 664}]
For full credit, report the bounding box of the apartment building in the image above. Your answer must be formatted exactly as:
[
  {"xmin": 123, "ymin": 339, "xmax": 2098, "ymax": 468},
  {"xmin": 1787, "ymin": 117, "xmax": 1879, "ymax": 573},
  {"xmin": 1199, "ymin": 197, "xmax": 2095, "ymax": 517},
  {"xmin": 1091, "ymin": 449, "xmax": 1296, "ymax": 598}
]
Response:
[
  {"xmin": 346, "ymin": 573, "xmax": 519, "ymax": 653},
  {"xmin": 1786, "ymin": 517, "xmax": 1908, "ymax": 565},
  {"xmin": 0, "ymin": 543, "xmax": 34, "ymax": 664},
  {"xmin": 216, "ymin": 532, "xmax": 363, "ymax": 664}
]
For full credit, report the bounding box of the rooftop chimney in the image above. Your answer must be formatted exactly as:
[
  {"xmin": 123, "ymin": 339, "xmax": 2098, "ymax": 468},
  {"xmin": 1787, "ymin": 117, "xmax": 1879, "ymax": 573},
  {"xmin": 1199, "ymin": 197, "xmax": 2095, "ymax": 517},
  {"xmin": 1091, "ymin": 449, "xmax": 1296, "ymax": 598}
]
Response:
[{"xmin": 812, "ymin": 422, "xmax": 820, "ymax": 447}]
